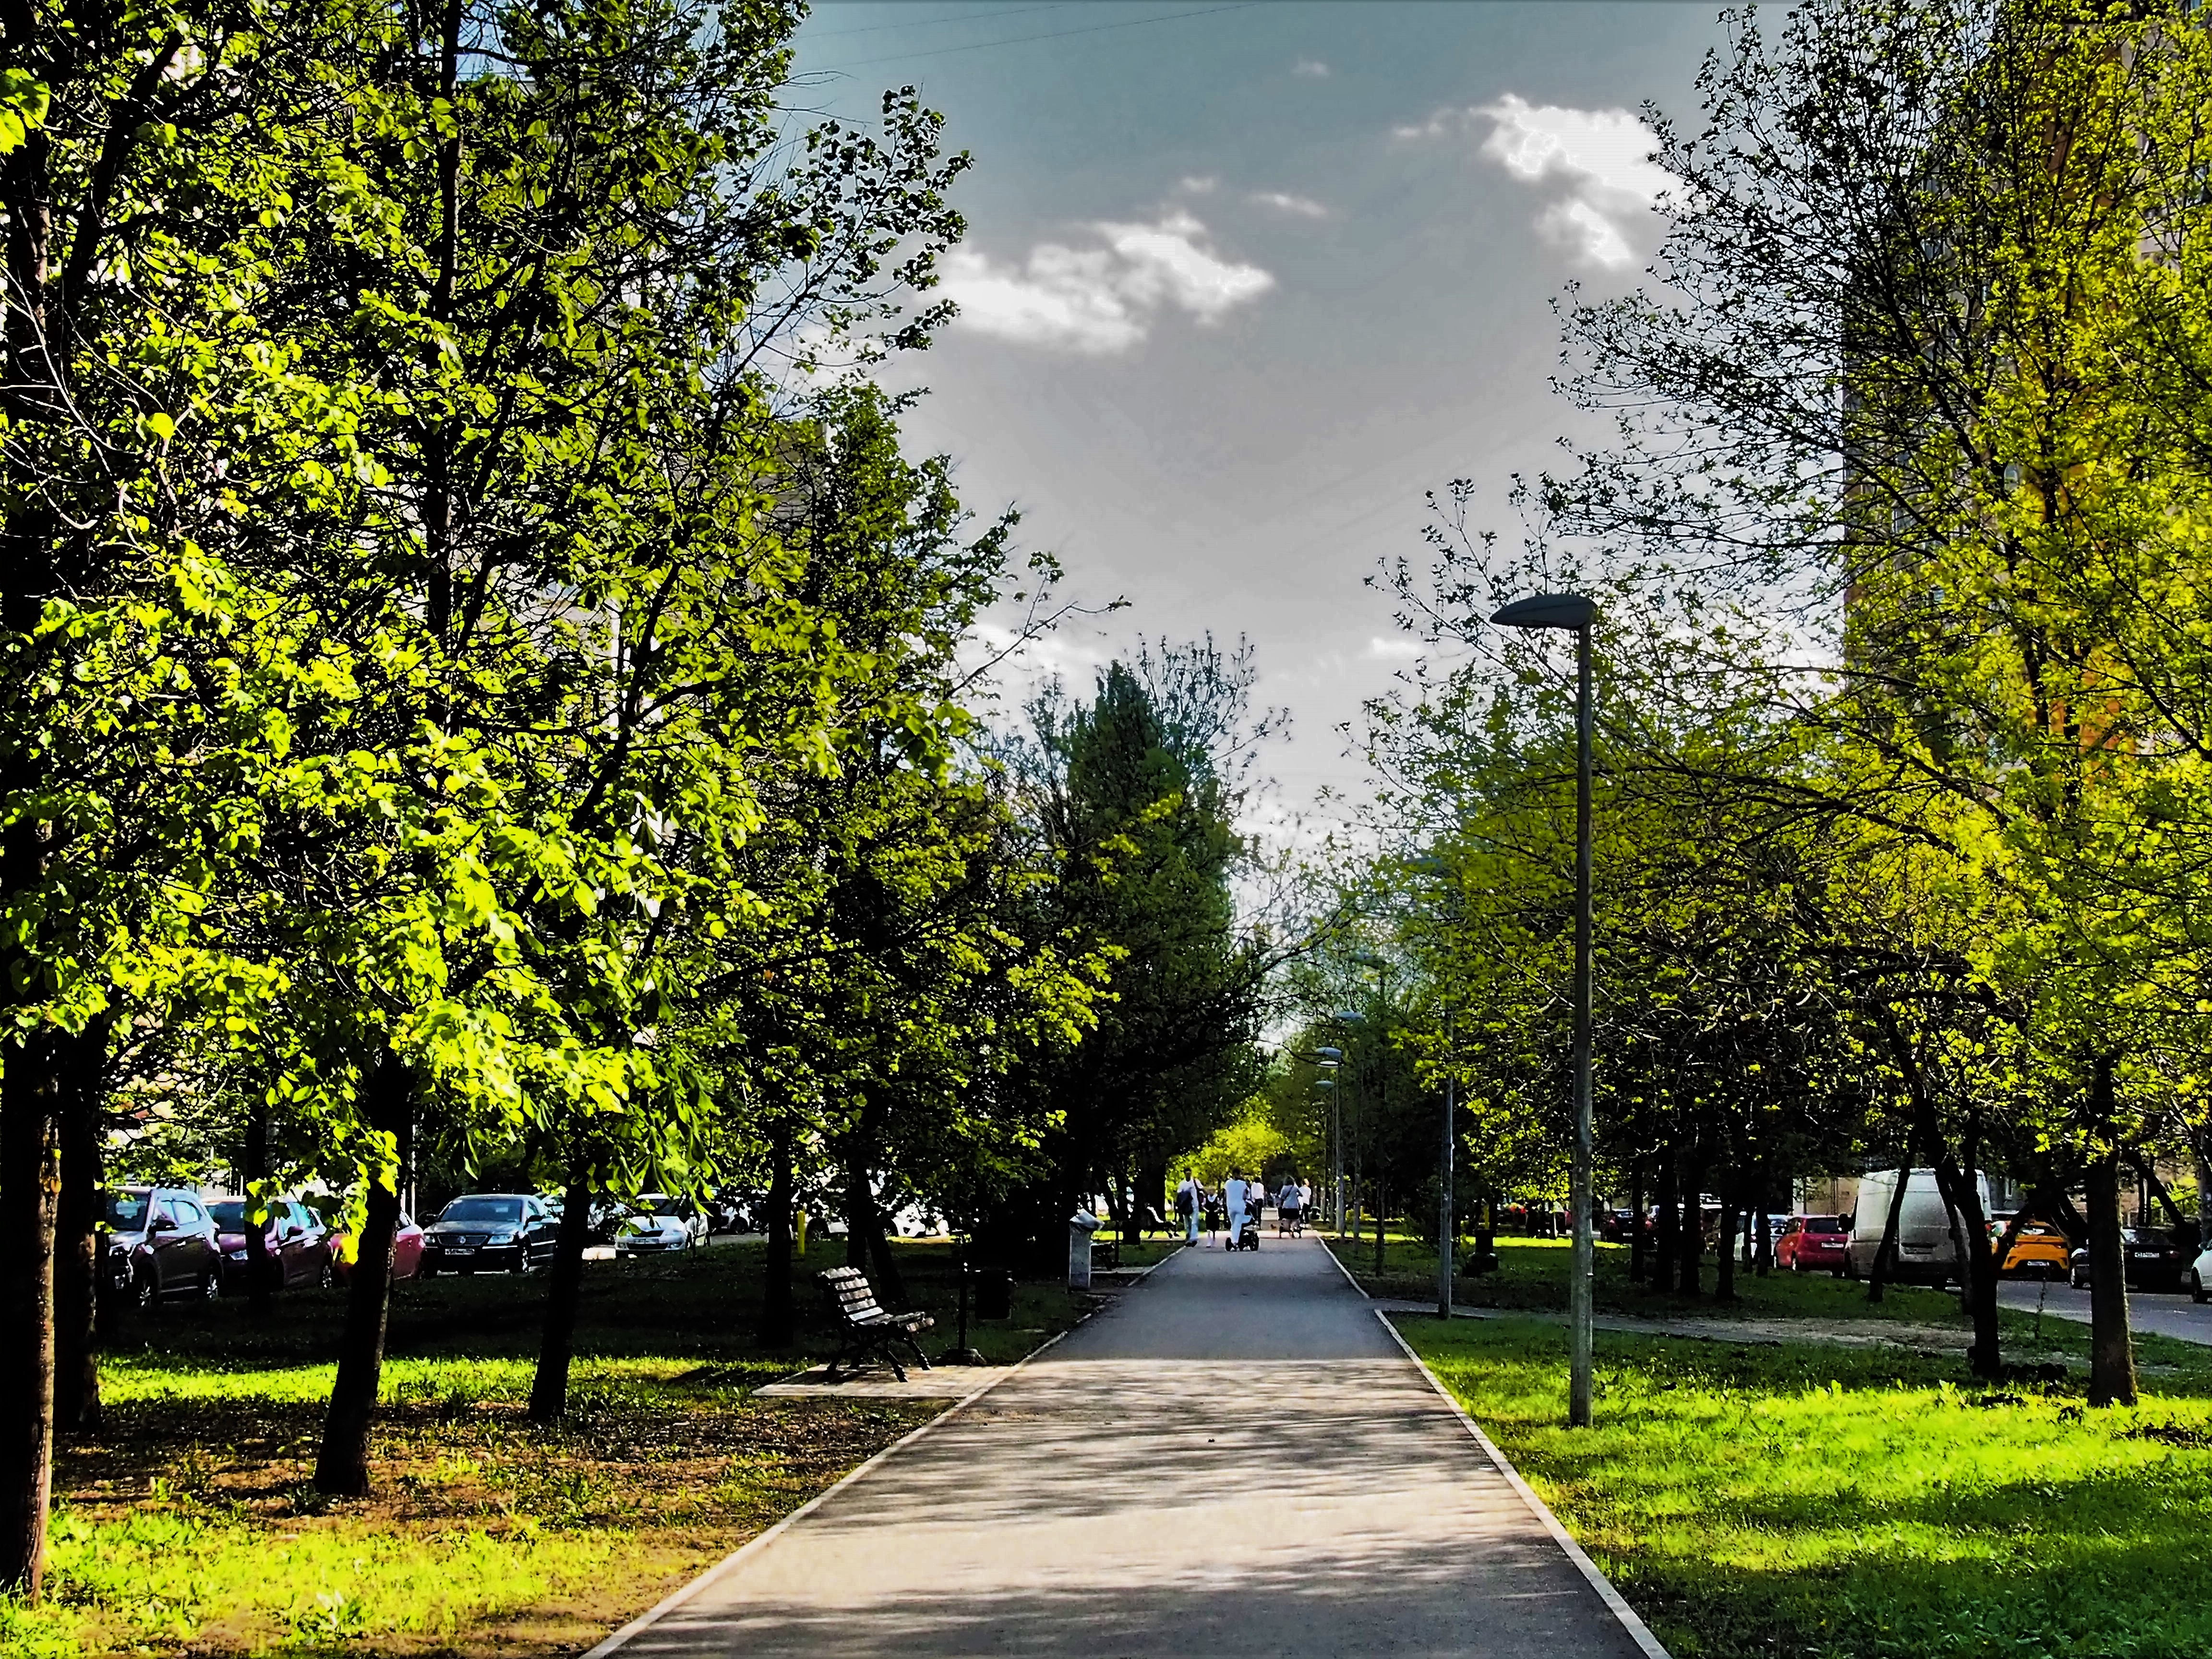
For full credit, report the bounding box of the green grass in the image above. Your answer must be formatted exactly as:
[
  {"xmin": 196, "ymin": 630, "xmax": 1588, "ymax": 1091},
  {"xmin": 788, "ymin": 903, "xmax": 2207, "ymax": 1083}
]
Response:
[
  {"xmin": 10, "ymin": 1240, "xmax": 1093, "ymax": 1658},
  {"xmin": 1326, "ymin": 1233, "xmax": 2212, "ymax": 1370},
  {"xmin": 1395, "ymin": 1313, "xmax": 2212, "ymax": 1659}
]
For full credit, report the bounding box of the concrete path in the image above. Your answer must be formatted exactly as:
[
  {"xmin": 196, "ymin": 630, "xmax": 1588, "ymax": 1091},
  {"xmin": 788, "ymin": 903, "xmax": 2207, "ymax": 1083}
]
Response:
[{"xmin": 611, "ymin": 1234, "xmax": 1654, "ymax": 1659}]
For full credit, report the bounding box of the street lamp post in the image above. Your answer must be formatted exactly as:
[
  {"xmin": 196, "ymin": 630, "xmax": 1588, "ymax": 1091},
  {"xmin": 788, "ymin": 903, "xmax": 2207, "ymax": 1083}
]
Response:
[
  {"xmin": 1438, "ymin": 1002, "xmax": 1455, "ymax": 1319},
  {"xmin": 1311, "ymin": 1048, "xmax": 1340, "ymax": 1229},
  {"xmin": 1331, "ymin": 1010, "xmax": 1361, "ymax": 1235},
  {"xmin": 1491, "ymin": 590, "xmax": 1598, "ymax": 1429}
]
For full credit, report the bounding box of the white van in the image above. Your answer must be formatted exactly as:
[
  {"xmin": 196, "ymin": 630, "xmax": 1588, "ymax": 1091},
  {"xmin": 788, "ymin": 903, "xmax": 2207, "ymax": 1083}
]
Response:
[{"xmin": 1846, "ymin": 1168, "xmax": 1990, "ymax": 1287}]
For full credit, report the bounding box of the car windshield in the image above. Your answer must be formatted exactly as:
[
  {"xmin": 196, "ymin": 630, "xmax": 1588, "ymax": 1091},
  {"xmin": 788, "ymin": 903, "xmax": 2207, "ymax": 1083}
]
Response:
[
  {"xmin": 207, "ymin": 1201, "xmax": 250, "ymax": 1230},
  {"xmin": 1805, "ymin": 1217, "xmax": 1845, "ymax": 1234},
  {"xmin": 2124, "ymin": 1228, "xmax": 2170, "ymax": 1247},
  {"xmin": 441, "ymin": 1198, "xmax": 524, "ymax": 1225},
  {"xmin": 632, "ymin": 1196, "xmax": 682, "ymax": 1218},
  {"xmin": 104, "ymin": 1192, "xmax": 152, "ymax": 1229}
]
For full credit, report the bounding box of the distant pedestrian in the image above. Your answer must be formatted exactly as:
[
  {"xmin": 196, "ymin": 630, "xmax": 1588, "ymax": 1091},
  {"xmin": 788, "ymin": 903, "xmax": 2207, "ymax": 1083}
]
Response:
[
  {"xmin": 1278, "ymin": 1178, "xmax": 1303, "ymax": 1236},
  {"xmin": 1224, "ymin": 1171, "xmax": 1250, "ymax": 1248},
  {"xmin": 1174, "ymin": 1175, "xmax": 1202, "ymax": 1247}
]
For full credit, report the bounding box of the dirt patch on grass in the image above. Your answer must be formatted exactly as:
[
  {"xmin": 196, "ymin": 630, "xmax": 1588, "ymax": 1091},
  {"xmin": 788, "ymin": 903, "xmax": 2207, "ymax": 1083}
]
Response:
[{"xmin": 51, "ymin": 1388, "xmax": 932, "ymax": 1658}]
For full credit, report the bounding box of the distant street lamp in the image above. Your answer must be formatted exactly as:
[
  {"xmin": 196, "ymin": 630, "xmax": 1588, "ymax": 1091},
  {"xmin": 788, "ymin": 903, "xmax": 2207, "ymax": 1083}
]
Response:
[
  {"xmin": 1408, "ymin": 854, "xmax": 1459, "ymax": 1322},
  {"xmin": 1331, "ymin": 1010, "xmax": 1362, "ymax": 1233},
  {"xmin": 1310, "ymin": 1048, "xmax": 1341, "ymax": 1229},
  {"xmin": 1491, "ymin": 589, "xmax": 1599, "ymax": 1429}
]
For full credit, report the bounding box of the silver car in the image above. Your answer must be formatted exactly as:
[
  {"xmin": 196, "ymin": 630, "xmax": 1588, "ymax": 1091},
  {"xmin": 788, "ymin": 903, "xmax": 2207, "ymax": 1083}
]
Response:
[{"xmin": 614, "ymin": 1195, "xmax": 706, "ymax": 1255}]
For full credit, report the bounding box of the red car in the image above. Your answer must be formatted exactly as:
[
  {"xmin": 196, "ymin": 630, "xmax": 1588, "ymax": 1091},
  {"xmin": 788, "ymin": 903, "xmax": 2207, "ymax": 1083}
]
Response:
[
  {"xmin": 1776, "ymin": 1214, "xmax": 1850, "ymax": 1273},
  {"xmin": 330, "ymin": 1212, "xmax": 426, "ymax": 1284},
  {"xmin": 209, "ymin": 1198, "xmax": 336, "ymax": 1294}
]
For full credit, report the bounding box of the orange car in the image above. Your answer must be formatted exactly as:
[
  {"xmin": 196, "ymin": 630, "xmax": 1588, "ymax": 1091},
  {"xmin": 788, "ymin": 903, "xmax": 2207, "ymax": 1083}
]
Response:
[{"xmin": 1992, "ymin": 1219, "xmax": 2072, "ymax": 1279}]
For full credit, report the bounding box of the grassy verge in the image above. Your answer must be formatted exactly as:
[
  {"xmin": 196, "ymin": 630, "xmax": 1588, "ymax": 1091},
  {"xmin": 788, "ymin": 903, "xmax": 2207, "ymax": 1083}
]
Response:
[
  {"xmin": 1326, "ymin": 1233, "xmax": 2212, "ymax": 1367},
  {"xmin": 8, "ymin": 1240, "xmax": 1090, "ymax": 1658},
  {"xmin": 1392, "ymin": 1312, "xmax": 2212, "ymax": 1659}
]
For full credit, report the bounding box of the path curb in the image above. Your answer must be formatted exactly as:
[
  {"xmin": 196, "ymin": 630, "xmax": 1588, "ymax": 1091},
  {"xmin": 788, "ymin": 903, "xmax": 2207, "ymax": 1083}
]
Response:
[
  {"xmin": 1371, "ymin": 1308, "xmax": 1673, "ymax": 1659},
  {"xmin": 578, "ymin": 1325, "xmax": 1075, "ymax": 1659}
]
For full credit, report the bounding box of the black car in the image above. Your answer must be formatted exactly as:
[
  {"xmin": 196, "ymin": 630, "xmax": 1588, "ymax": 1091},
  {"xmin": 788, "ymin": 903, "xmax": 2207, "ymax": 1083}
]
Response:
[
  {"xmin": 103, "ymin": 1186, "xmax": 222, "ymax": 1309},
  {"xmin": 419, "ymin": 1193, "xmax": 560, "ymax": 1276},
  {"xmin": 2071, "ymin": 1226, "xmax": 2191, "ymax": 1293}
]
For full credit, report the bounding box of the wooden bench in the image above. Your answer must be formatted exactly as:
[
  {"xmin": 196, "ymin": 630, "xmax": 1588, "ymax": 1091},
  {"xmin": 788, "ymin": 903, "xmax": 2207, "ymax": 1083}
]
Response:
[{"xmin": 819, "ymin": 1267, "xmax": 935, "ymax": 1381}]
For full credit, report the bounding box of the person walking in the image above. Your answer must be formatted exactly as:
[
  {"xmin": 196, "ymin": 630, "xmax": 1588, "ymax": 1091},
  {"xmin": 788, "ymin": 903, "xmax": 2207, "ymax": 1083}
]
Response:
[
  {"xmin": 1278, "ymin": 1176, "xmax": 1303, "ymax": 1237},
  {"xmin": 1223, "ymin": 1170, "xmax": 1249, "ymax": 1250},
  {"xmin": 1174, "ymin": 1174, "xmax": 1203, "ymax": 1247}
]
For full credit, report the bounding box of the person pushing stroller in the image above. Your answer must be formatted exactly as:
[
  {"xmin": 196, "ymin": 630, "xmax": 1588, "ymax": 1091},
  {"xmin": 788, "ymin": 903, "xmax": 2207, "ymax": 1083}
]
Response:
[{"xmin": 1276, "ymin": 1174, "xmax": 1304, "ymax": 1237}]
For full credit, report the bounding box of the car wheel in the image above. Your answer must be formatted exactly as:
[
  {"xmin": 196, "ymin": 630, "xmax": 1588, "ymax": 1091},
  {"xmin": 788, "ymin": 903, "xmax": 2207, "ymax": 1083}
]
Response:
[
  {"xmin": 133, "ymin": 1266, "xmax": 159, "ymax": 1311},
  {"xmin": 200, "ymin": 1269, "xmax": 219, "ymax": 1302},
  {"xmin": 2194, "ymin": 1271, "xmax": 2207, "ymax": 1306},
  {"xmin": 317, "ymin": 1258, "xmax": 336, "ymax": 1292}
]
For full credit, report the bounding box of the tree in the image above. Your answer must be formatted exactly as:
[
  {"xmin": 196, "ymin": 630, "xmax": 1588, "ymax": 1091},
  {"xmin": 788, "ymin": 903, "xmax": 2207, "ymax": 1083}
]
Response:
[{"xmin": 989, "ymin": 640, "xmax": 1277, "ymax": 1263}]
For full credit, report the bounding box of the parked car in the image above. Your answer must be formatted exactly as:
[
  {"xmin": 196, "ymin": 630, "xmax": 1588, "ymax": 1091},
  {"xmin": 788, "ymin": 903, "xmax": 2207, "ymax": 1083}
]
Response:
[
  {"xmin": 1996, "ymin": 1220, "xmax": 2073, "ymax": 1280},
  {"xmin": 1776, "ymin": 1214, "xmax": 1850, "ymax": 1274},
  {"xmin": 613, "ymin": 1194, "xmax": 706, "ymax": 1255},
  {"xmin": 419, "ymin": 1194, "xmax": 559, "ymax": 1275},
  {"xmin": 330, "ymin": 1211, "xmax": 426, "ymax": 1283},
  {"xmin": 103, "ymin": 1186, "xmax": 221, "ymax": 1309},
  {"xmin": 208, "ymin": 1197, "xmax": 335, "ymax": 1293},
  {"xmin": 2072, "ymin": 1226, "xmax": 2190, "ymax": 1293},
  {"xmin": 706, "ymin": 1188, "xmax": 761, "ymax": 1235},
  {"xmin": 1845, "ymin": 1169, "xmax": 1991, "ymax": 1288}
]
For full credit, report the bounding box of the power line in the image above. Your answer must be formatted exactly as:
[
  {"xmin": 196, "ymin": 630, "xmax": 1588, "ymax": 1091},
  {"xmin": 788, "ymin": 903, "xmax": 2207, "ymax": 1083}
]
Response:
[
  {"xmin": 802, "ymin": 4, "xmax": 1074, "ymax": 42},
  {"xmin": 815, "ymin": 2, "xmax": 1261, "ymax": 71}
]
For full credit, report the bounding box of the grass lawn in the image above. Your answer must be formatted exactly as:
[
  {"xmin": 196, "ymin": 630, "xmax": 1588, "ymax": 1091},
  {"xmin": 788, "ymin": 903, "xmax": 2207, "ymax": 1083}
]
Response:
[
  {"xmin": 1393, "ymin": 1312, "xmax": 2212, "ymax": 1659},
  {"xmin": 7, "ymin": 1240, "xmax": 1090, "ymax": 1659},
  {"xmin": 1325, "ymin": 1232, "xmax": 2212, "ymax": 1368}
]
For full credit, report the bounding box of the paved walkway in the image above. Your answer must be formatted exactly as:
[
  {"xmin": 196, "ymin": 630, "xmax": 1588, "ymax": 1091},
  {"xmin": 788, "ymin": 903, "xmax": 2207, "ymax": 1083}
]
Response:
[
  {"xmin": 611, "ymin": 1234, "xmax": 1653, "ymax": 1659},
  {"xmin": 1997, "ymin": 1279, "xmax": 2212, "ymax": 1346}
]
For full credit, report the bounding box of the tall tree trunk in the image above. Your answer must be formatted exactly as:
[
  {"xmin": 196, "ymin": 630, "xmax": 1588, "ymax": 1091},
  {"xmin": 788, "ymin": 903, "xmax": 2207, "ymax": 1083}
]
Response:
[
  {"xmin": 1930, "ymin": 1146, "xmax": 2000, "ymax": 1378},
  {"xmin": 314, "ymin": 1053, "xmax": 412, "ymax": 1496},
  {"xmin": 1715, "ymin": 1180, "xmax": 1738, "ymax": 1302},
  {"xmin": 54, "ymin": 1022, "xmax": 109, "ymax": 1435},
  {"xmin": 843, "ymin": 1142, "xmax": 871, "ymax": 1272},
  {"xmin": 243, "ymin": 1094, "xmax": 272, "ymax": 1316},
  {"xmin": 1372, "ymin": 1173, "xmax": 1387, "ymax": 1276},
  {"xmin": 759, "ymin": 1117, "xmax": 795, "ymax": 1347},
  {"xmin": 2086, "ymin": 1143, "xmax": 2137, "ymax": 1408},
  {"xmin": 0, "ymin": 1031, "xmax": 59, "ymax": 1599},
  {"xmin": 865, "ymin": 1211, "xmax": 905, "ymax": 1308},
  {"xmin": 527, "ymin": 1163, "xmax": 594, "ymax": 1424},
  {"xmin": 1867, "ymin": 1140, "xmax": 1913, "ymax": 1306},
  {"xmin": 1755, "ymin": 1202, "xmax": 1773, "ymax": 1278},
  {"xmin": 1677, "ymin": 1144, "xmax": 1703, "ymax": 1298},
  {"xmin": 1655, "ymin": 1148, "xmax": 1679, "ymax": 1293},
  {"xmin": 2196, "ymin": 1142, "xmax": 2212, "ymax": 1251},
  {"xmin": 1628, "ymin": 1162, "xmax": 1646, "ymax": 1283}
]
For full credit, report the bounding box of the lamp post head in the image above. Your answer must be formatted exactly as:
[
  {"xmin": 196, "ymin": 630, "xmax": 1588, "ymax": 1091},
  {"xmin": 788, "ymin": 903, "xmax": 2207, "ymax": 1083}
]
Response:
[
  {"xmin": 1313, "ymin": 1046, "xmax": 1341, "ymax": 1062},
  {"xmin": 1491, "ymin": 592, "xmax": 1597, "ymax": 631},
  {"xmin": 1333, "ymin": 1010, "xmax": 1362, "ymax": 1024}
]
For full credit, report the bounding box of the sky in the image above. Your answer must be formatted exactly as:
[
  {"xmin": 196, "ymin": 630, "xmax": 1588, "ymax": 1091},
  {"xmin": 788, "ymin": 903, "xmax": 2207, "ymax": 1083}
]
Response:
[{"xmin": 784, "ymin": 1, "xmax": 1732, "ymax": 830}]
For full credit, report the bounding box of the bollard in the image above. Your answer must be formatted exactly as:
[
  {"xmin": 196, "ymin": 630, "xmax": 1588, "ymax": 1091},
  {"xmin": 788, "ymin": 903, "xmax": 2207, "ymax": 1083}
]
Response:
[{"xmin": 1068, "ymin": 1208, "xmax": 1100, "ymax": 1289}]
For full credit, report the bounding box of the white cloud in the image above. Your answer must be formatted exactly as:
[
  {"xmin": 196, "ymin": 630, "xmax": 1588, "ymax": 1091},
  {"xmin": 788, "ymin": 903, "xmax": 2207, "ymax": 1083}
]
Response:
[
  {"xmin": 1365, "ymin": 636, "xmax": 1424, "ymax": 661},
  {"xmin": 1392, "ymin": 108, "xmax": 1459, "ymax": 142},
  {"xmin": 1293, "ymin": 58, "xmax": 1330, "ymax": 78},
  {"xmin": 1395, "ymin": 94, "xmax": 1671, "ymax": 271},
  {"xmin": 1250, "ymin": 190, "xmax": 1329, "ymax": 219},
  {"xmin": 1475, "ymin": 93, "xmax": 1670, "ymax": 271},
  {"xmin": 941, "ymin": 211, "xmax": 1273, "ymax": 354},
  {"xmin": 1178, "ymin": 174, "xmax": 1219, "ymax": 195}
]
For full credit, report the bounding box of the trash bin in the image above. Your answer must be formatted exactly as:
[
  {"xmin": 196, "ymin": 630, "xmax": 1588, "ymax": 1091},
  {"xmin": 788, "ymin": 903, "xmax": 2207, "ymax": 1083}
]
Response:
[
  {"xmin": 1068, "ymin": 1208, "xmax": 1101, "ymax": 1289},
  {"xmin": 974, "ymin": 1267, "xmax": 1014, "ymax": 1321}
]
